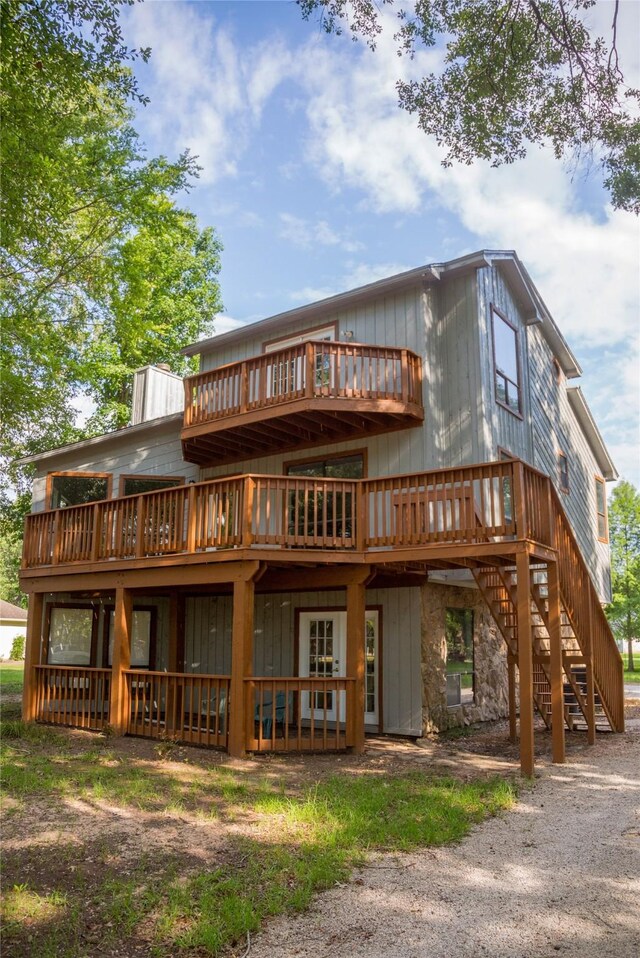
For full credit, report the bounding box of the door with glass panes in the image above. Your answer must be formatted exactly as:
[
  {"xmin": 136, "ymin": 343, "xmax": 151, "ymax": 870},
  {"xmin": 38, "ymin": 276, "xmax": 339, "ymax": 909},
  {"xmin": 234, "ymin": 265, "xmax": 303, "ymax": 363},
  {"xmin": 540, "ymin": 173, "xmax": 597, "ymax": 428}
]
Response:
[{"xmin": 298, "ymin": 610, "xmax": 378, "ymax": 726}]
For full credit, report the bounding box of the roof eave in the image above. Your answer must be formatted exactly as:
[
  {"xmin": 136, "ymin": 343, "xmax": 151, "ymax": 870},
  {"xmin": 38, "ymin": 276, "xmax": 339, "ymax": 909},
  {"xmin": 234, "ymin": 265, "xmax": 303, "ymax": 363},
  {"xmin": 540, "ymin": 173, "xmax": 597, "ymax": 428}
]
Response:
[
  {"xmin": 15, "ymin": 412, "xmax": 183, "ymax": 468},
  {"xmin": 567, "ymin": 387, "xmax": 618, "ymax": 481},
  {"xmin": 182, "ymin": 264, "xmax": 441, "ymax": 357}
]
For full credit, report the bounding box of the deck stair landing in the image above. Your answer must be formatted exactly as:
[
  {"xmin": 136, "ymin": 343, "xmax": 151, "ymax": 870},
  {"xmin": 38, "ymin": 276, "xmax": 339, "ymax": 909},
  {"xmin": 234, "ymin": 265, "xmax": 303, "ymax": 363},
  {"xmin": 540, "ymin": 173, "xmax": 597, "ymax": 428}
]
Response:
[{"xmin": 473, "ymin": 565, "xmax": 613, "ymax": 734}]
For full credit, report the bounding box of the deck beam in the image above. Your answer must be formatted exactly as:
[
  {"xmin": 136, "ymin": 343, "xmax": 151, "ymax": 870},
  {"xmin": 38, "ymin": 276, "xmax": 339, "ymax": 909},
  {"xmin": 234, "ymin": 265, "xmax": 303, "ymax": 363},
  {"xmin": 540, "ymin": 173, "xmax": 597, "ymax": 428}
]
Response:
[
  {"xmin": 516, "ymin": 551, "xmax": 535, "ymax": 777},
  {"xmin": 110, "ymin": 587, "xmax": 132, "ymax": 735},
  {"xmin": 547, "ymin": 561, "xmax": 566, "ymax": 764},
  {"xmin": 22, "ymin": 593, "xmax": 44, "ymax": 723}
]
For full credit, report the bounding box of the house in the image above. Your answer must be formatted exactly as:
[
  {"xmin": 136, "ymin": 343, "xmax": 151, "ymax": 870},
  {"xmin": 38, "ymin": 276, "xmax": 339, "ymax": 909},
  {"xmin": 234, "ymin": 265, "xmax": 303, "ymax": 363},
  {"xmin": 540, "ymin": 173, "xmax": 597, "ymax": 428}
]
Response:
[
  {"xmin": 0, "ymin": 600, "xmax": 28, "ymax": 660},
  {"xmin": 17, "ymin": 250, "xmax": 624, "ymax": 775}
]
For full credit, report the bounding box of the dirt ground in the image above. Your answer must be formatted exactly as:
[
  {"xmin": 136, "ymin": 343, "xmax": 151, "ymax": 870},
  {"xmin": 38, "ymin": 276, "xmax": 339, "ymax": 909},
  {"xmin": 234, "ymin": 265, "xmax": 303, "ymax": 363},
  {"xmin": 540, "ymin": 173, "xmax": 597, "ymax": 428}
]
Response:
[
  {"xmin": 250, "ymin": 705, "xmax": 640, "ymax": 958},
  {"xmin": 2, "ymin": 701, "xmax": 639, "ymax": 957}
]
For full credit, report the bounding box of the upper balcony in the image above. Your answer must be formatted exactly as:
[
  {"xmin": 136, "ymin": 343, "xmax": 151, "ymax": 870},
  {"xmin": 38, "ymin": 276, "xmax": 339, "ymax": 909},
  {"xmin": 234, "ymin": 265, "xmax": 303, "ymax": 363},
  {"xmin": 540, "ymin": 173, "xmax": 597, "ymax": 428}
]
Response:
[{"xmin": 181, "ymin": 340, "xmax": 424, "ymax": 466}]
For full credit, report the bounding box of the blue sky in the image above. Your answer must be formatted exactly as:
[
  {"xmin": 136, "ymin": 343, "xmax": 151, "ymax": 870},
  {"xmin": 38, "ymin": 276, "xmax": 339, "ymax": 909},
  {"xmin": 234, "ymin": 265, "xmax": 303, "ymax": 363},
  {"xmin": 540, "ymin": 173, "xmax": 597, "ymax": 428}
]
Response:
[{"xmin": 121, "ymin": 0, "xmax": 639, "ymax": 486}]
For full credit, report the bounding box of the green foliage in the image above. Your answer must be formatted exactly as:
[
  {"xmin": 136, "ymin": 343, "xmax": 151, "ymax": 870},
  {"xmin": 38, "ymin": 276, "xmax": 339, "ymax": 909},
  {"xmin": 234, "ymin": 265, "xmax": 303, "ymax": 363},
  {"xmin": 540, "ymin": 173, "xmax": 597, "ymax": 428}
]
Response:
[
  {"xmin": 606, "ymin": 480, "xmax": 640, "ymax": 670},
  {"xmin": 297, "ymin": 0, "xmax": 640, "ymax": 213},
  {"xmin": 0, "ymin": 711, "xmax": 517, "ymax": 955},
  {"xmin": 1, "ymin": 0, "xmax": 223, "ymax": 493},
  {"xmin": 8, "ymin": 635, "xmax": 25, "ymax": 661}
]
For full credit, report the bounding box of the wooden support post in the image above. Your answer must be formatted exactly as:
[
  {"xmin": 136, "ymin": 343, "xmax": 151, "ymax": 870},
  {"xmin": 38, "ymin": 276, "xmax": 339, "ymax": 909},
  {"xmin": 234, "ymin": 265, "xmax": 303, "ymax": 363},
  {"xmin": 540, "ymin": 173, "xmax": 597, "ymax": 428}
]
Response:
[
  {"xmin": 305, "ymin": 341, "xmax": 315, "ymax": 398},
  {"xmin": 585, "ymin": 594, "xmax": 596, "ymax": 745},
  {"xmin": 228, "ymin": 573, "xmax": 256, "ymax": 757},
  {"xmin": 109, "ymin": 587, "xmax": 132, "ymax": 735},
  {"xmin": 346, "ymin": 572, "xmax": 368, "ymax": 754},
  {"xmin": 507, "ymin": 654, "xmax": 517, "ymax": 744},
  {"xmin": 512, "ymin": 460, "xmax": 527, "ymax": 540},
  {"xmin": 547, "ymin": 561, "xmax": 566, "ymax": 764},
  {"xmin": 22, "ymin": 592, "xmax": 44, "ymax": 723},
  {"xmin": 516, "ymin": 551, "xmax": 535, "ymax": 776},
  {"xmin": 167, "ymin": 591, "xmax": 185, "ymax": 733}
]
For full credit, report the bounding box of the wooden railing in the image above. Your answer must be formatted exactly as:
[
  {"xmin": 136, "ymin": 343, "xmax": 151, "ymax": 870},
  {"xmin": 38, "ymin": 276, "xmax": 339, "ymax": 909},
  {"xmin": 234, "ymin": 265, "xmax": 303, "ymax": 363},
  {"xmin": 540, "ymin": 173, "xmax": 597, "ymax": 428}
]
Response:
[
  {"xmin": 547, "ymin": 488, "xmax": 624, "ymax": 731},
  {"xmin": 23, "ymin": 462, "xmax": 523, "ymax": 568},
  {"xmin": 246, "ymin": 677, "xmax": 355, "ymax": 752},
  {"xmin": 34, "ymin": 665, "xmax": 110, "ymax": 730},
  {"xmin": 126, "ymin": 671, "xmax": 230, "ymax": 748},
  {"xmin": 365, "ymin": 462, "xmax": 516, "ymax": 548},
  {"xmin": 183, "ymin": 341, "xmax": 423, "ymax": 427}
]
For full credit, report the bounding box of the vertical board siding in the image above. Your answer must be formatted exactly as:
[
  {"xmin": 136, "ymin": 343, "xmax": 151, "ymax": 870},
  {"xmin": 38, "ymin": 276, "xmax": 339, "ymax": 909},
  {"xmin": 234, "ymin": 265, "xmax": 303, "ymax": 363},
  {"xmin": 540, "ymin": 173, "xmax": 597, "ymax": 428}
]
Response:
[
  {"xmin": 527, "ymin": 328, "xmax": 612, "ymax": 599},
  {"xmin": 476, "ymin": 265, "xmax": 610, "ymax": 601},
  {"xmin": 31, "ymin": 425, "xmax": 197, "ymax": 512},
  {"xmin": 184, "ymin": 587, "xmax": 423, "ymax": 736}
]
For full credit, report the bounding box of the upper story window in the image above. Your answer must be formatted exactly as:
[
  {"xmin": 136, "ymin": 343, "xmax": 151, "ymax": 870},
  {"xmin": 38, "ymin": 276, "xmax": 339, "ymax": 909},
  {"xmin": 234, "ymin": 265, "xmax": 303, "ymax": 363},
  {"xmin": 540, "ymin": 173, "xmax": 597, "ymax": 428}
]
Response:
[
  {"xmin": 48, "ymin": 472, "xmax": 112, "ymax": 510},
  {"xmin": 121, "ymin": 475, "xmax": 184, "ymax": 497},
  {"xmin": 263, "ymin": 323, "xmax": 337, "ymax": 353},
  {"xmin": 491, "ymin": 305, "xmax": 522, "ymax": 416},
  {"xmin": 286, "ymin": 452, "xmax": 365, "ymax": 479},
  {"xmin": 595, "ymin": 476, "xmax": 608, "ymax": 542},
  {"xmin": 558, "ymin": 452, "xmax": 569, "ymax": 493}
]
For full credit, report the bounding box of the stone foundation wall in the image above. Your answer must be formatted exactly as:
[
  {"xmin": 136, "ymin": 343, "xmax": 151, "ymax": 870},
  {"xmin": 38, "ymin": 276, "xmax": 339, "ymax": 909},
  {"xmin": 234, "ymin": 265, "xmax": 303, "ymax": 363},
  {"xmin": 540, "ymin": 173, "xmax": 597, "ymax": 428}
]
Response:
[{"xmin": 420, "ymin": 582, "xmax": 509, "ymax": 734}]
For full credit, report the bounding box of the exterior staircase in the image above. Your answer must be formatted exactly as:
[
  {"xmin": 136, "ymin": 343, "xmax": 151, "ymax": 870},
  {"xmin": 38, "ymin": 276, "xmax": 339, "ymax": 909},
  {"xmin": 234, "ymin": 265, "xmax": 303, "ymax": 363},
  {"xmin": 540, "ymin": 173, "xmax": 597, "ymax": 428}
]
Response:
[{"xmin": 474, "ymin": 565, "xmax": 614, "ymax": 733}]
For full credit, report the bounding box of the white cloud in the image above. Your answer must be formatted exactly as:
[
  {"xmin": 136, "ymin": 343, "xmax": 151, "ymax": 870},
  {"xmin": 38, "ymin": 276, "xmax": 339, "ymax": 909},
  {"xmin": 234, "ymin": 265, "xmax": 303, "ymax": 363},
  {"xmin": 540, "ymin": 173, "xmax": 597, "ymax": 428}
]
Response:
[
  {"xmin": 279, "ymin": 213, "xmax": 363, "ymax": 252},
  {"xmin": 289, "ymin": 259, "xmax": 413, "ymax": 304},
  {"xmin": 125, "ymin": 3, "xmax": 292, "ymax": 184},
  {"xmin": 204, "ymin": 316, "xmax": 247, "ymax": 339}
]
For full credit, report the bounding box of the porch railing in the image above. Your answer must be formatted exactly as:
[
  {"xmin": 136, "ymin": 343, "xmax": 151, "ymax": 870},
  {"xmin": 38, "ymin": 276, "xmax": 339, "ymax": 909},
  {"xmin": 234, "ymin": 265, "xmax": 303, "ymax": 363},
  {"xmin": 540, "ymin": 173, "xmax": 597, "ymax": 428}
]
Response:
[
  {"xmin": 183, "ymin": 340, "xmax": 423, "ymax": 428},
  {"xmin": 34, "ymin": 665, "xmax": 110, "ymax": 730},
  {"xmin": 23, "ymin": 460, "xmax": 538, "ymax": 568},
  {"xmin": 125, "ymin": 670, "xmax": 230, "ymax": 748},
  {"xmin": 246, "ymin": 677, "xmax": 356, "ymax": 752}
]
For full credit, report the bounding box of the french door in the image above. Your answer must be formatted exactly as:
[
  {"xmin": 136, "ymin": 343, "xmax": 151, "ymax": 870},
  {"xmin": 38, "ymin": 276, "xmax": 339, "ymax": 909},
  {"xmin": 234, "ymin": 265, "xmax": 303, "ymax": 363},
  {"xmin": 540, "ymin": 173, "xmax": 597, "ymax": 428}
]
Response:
[{"xmin": 298, "ymin": 610, "xmax": 378, "ymax": 726}]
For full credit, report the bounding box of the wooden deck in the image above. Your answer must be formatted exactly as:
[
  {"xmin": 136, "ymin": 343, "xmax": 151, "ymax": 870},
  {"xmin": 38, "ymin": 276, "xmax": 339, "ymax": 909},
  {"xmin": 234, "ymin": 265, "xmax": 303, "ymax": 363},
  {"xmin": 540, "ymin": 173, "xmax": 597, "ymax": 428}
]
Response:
[
  {"xmin": 181, "ymin": 340, "xmax": 424, "ymax": 465},
  {"xmin": 20, "ymin": 458, "xmax": 625, "ymax": 771}
]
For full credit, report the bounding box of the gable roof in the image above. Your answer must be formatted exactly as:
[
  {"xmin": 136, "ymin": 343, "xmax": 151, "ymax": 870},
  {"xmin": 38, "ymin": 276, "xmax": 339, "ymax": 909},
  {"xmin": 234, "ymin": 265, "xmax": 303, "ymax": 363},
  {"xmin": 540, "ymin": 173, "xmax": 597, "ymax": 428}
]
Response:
[
  {"xmin": 183, "ymin": 249, "xmax": 581, "ymax": 378},
  {"xmin": 0, "ymin": 599, "xmax": 28, "ymax": 621}
]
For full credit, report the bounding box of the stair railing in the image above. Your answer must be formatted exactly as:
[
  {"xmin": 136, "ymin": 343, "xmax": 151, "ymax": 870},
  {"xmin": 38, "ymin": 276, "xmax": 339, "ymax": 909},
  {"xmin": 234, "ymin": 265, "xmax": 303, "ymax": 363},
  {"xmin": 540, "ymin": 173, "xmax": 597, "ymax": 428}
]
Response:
[{"xmin": 521, "ymin": 463, "xmax": 624, "ymax": 731}]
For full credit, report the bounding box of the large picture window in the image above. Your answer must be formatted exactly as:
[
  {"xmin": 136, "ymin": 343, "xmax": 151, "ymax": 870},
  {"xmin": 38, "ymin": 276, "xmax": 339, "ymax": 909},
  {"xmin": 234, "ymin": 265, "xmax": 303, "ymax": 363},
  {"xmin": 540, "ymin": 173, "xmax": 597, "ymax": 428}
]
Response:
[
  {"xmin": 491, "ymin": 306, "xmax": 522, "ymax": 416},
  {"xmin": 445, "ymin": 608, "xmax": 475, "ymax": 707},
  {"xmin": 48, "ymin": 472, "xmax": 111, "ymax": 509},
  {"xmin": 120, "ymin": 475, "xmax": 183, "ymax": 497},
  {"xmin": 47, "ymin": 605, "xmax": 98, "ymax": 665},
  {"xmin": 285, "ymin": 454, "xmax": 364, "ymax": 539}
]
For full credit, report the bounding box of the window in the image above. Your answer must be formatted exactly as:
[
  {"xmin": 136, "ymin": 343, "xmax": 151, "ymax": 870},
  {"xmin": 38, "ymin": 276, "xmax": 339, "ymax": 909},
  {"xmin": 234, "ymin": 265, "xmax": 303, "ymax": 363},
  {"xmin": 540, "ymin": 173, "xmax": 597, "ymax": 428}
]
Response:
[
  {"xmin": 595, "ymin": 477, "xmax": 608, "ymax": 542},
  {"xmin": 264, "ymin": 325, "xmax": 337, "ymax": 398},
  {"xmin": 558, "ymin": 452, "xmax": 569, "ymax": 493},
  {"xmin": 285, "ymin": 454, "xmax": 364, "ymax": 539},
  {"xmin": 104, "ymin": 607, "xmax": 156, "ymax": 669},
  {"xmin": 263, "ymin": 324, "xmax": 336, "ymax": 353},
  {"xmin": 121, "ymin": 475, "xmax": 183, "ymax": 497},
  {"xmin": 491, "ymin": 306, "xmax": 522, "ymax": 416},
  {"xmin": 48, "ymin": 472, "xmax": 111, "ymax": 509},
  {"xmin": 286, "ymin": 453, "xmax": 364, "ymax": 480},
  {"xmin": 47, "ymin": 604, "xmax": 97, "ymax": 665},
  {"xmin": 445, "ymin": 609, "xmax": 474, "ymax": 706}
]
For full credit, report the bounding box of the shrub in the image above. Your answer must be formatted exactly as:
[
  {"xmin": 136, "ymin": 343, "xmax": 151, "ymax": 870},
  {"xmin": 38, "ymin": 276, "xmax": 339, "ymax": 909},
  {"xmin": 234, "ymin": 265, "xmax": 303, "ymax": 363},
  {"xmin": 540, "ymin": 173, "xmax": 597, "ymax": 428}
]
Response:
[{"xmin": 9, "ymin": 635, "xmax": 25, "ymax": 661}]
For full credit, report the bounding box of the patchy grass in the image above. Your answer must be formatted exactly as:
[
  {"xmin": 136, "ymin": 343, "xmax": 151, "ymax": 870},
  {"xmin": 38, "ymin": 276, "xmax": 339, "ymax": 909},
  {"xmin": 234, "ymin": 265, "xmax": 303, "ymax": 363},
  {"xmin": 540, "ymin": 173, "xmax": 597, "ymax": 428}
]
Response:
[
  {"xmin": 0, "ymin": 712, "xmax": 518, "ymax": 958},
  {"xmin": 624, "ymin": 666, "xmax": 640, "ymax": 684},
  {"xmin": 0, "ymin": 664, "xmax": 24, "ymax": 697}
]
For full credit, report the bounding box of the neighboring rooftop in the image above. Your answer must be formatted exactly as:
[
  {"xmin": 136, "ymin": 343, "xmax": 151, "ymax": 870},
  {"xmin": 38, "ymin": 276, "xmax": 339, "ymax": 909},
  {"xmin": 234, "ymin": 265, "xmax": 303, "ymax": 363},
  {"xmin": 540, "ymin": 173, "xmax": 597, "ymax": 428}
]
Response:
[{"xmin": 0, "ymin": 599, "xmax": 28, "ymax": 621}]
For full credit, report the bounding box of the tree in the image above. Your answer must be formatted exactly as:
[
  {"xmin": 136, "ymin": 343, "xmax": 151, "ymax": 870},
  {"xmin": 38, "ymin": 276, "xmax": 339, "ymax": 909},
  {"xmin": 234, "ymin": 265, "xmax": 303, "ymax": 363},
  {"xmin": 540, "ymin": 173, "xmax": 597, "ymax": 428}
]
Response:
[
  {"xmin": 297, "ymin": 0, "xmax": 640, "ymax": 213},
  {"xmin": 1, "ymin": 0, "xmax": 223, "ymax": 491},
  {"xmin": 607, "ymin": 481, "xmax": 640, "ymax": 672}
]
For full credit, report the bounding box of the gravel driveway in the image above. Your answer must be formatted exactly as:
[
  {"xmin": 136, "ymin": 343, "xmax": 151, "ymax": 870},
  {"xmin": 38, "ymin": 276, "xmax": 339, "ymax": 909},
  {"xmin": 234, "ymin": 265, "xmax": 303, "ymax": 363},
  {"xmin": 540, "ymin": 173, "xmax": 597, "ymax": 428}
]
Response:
[{"xmin": 249, "ymin": 724, "xmax": 640, "ymax": 958}]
